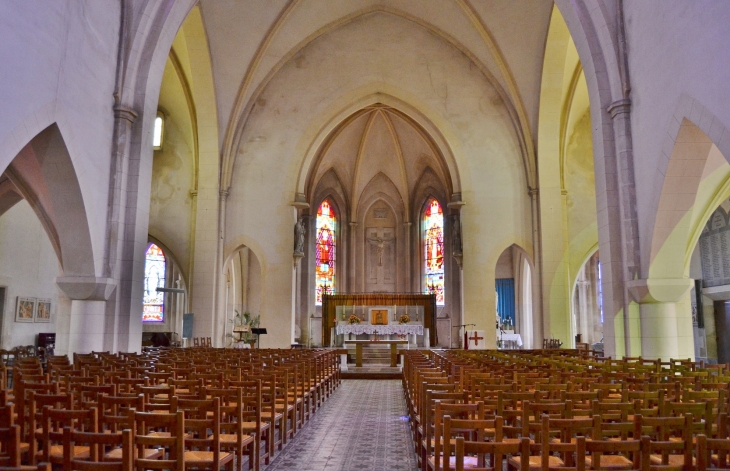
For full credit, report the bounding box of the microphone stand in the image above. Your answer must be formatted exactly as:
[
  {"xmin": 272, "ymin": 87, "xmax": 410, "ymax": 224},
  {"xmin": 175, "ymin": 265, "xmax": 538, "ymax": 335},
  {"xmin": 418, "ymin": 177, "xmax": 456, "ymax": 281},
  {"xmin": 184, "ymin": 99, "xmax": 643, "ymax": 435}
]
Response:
[{"xmin": 454, "ymin": 324, "xmax": 476, "ymax": 349}]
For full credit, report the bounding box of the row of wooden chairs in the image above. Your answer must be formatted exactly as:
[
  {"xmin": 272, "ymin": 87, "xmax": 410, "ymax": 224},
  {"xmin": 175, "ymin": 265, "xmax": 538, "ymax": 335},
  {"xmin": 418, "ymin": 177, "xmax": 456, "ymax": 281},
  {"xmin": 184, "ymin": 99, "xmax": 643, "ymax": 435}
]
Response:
[
  {"xmin": 191, "ymin": 338, "xmax": 212, "ymax": 347},
  {"xmin": 404, "ymin": 349, "xmax": 730, "ymax": 471},
  {"xmin": 0, "ymin": 347, "xmax": 340, "ymax": 470}
]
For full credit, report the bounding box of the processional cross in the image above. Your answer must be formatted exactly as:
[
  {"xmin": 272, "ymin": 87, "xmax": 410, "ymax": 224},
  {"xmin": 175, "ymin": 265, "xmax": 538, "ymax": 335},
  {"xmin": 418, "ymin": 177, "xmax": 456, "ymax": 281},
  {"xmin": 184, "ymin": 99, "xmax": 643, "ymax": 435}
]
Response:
[{"xmin": 469, "ymin": 331, "xmax": 484, "ymax": 346}]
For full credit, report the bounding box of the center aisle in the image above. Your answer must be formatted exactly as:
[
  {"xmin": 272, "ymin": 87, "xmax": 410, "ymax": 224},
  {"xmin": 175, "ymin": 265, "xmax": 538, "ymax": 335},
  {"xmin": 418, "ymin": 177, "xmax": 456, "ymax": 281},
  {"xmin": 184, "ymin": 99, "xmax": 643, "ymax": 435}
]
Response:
[{"xmin": 265, "ymin": 379, "xmax": 418, "ymax": 471}]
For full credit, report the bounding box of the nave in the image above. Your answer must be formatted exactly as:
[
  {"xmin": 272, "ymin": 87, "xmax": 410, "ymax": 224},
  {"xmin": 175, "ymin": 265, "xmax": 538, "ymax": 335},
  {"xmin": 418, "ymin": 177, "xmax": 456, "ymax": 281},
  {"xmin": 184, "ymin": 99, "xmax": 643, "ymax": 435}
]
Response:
[{"xmin": 265, "ymin": 380, "xmax": 417, "ymax": 471}]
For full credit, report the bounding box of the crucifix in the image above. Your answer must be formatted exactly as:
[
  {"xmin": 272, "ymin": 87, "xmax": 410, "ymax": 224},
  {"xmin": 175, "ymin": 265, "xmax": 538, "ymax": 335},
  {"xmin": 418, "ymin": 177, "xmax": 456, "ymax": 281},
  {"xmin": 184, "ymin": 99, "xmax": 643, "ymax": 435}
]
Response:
[
  {"xmin": 366, "ymin": 233, "xmax": 394, "ymax": 266},
  {"xmin": 469, "ymin": 331, "xmax": 484, "ymax": 347}
]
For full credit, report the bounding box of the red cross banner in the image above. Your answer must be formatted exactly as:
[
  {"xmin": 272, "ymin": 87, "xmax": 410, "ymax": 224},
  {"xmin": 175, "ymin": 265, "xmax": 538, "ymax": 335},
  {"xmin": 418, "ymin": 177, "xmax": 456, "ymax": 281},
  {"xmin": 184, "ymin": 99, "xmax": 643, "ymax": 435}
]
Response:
[{"xmin": 465, "ymin": 330, "xmax": 486, "ymax": 350}]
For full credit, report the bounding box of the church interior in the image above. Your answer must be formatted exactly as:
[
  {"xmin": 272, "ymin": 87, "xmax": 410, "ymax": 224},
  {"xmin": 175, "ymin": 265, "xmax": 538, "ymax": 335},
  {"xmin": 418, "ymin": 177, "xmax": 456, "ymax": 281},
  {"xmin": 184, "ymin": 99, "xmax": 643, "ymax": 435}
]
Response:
[{"xmin": 2, "ymin": 1, "xmax": 730, "ymax": 470}]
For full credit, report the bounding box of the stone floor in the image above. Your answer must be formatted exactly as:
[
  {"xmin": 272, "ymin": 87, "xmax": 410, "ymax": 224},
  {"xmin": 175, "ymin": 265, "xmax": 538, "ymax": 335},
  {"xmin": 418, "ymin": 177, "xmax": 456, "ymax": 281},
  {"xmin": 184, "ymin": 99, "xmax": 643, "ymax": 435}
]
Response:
[{"xmin": 264, "ymin": 379, "xmax": 418, "ymax": 471}]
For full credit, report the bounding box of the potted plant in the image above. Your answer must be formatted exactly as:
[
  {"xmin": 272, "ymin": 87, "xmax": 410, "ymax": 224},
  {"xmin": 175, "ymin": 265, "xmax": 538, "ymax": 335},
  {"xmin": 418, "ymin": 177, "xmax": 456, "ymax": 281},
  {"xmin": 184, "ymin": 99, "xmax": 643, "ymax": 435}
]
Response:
[{"xmin": 227, "ymin": 310, "xmax": 260, "ymax": 347}]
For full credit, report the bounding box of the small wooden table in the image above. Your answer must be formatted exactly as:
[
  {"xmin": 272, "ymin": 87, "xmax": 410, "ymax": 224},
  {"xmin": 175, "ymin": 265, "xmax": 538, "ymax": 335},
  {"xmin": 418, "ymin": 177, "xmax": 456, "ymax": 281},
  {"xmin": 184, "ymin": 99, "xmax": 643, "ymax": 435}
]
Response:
[{"xmin": 343, "ymin": 340, "xmax": 408, "ymax": 367}]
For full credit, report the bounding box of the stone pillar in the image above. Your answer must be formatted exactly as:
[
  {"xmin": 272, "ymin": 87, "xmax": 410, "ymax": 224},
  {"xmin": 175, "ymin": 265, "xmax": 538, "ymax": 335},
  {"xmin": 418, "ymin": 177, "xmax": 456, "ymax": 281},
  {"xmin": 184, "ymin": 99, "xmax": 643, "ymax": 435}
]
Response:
[
  {"xmin": 55, "ymin": 276, "xmax": 116, "ymax": 356},
  {"xmin": 628, "ymin": 278, "xmax": 694, "ymax": 360}
]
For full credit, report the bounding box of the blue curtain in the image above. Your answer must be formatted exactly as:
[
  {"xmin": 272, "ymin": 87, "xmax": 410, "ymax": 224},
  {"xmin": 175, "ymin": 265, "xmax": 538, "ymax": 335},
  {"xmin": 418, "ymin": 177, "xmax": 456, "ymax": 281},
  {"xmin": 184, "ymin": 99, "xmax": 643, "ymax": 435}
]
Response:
[{"xmin": 495, "ymin": 278, "xmax": 515, "ymax": 326}]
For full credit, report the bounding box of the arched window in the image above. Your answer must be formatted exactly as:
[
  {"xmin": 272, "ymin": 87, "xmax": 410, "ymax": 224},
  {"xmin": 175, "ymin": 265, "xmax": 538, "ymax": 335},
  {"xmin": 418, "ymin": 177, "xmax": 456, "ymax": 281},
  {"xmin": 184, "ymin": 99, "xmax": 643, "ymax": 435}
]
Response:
[
  {"xmin": 423, "ymin": 198, "xmax": 445, "ymax": 305},
  {"xmin": 153, "ymin": 111, "xmax": 164, "ymax": 150},
  {"xmin": 315, "ymin": 200, "xmax": 336, "ymax": 305},
  {"xmin": 143, "ymin": 243, "xmax": 166, "ymax": 322}
]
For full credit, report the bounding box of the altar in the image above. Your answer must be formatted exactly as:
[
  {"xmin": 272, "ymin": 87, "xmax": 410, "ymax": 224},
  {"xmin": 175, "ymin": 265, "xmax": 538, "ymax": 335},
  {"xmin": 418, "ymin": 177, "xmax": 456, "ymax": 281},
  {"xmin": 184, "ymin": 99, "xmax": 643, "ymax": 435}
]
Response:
[
  {"xmin": 322, "ymin": 293, "xmax": 437, "ymax": 346},
  {"xmin": 335, "ymin": 324, "xmax": 424, "ymax": 336}
]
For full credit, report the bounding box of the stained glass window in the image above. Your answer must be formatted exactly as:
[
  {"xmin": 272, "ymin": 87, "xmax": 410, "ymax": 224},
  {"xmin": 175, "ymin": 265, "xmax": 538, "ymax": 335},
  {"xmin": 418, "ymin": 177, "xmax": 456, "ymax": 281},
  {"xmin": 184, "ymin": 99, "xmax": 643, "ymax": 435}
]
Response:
[
  {"xmin": 315, "ymin": 200, "xmax": 336, "ymax": 305},
  {"xmin": 143, "ymin": 243, "xmax": 165, "ymax": 322},
  {"xmin": 423, "ymin": 199, "xmax": 445, "ymax": 305}
]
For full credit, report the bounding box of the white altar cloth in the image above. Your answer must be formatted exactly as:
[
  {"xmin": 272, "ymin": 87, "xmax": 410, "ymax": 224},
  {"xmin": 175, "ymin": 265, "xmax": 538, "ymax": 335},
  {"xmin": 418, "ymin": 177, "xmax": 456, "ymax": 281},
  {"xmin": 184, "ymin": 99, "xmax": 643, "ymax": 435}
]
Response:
[
  {"xmin": 498, "ymin": 333, "xmax": 523, "ymax": 347},
  {"xmin": 336, "ymin": 324, "xmax": 424, "ymax": 336}
]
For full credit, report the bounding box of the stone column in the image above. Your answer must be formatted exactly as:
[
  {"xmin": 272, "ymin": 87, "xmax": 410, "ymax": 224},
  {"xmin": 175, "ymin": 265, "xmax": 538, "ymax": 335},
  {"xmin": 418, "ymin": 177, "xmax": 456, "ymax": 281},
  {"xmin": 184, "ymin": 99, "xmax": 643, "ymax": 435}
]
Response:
[
  {"xmin": 628, "ymin": 279, "xmax": 694, "ymax": 360},
  {"xmin": 55, "ymin": 277, "xmax": 116, "ymax": 355}
]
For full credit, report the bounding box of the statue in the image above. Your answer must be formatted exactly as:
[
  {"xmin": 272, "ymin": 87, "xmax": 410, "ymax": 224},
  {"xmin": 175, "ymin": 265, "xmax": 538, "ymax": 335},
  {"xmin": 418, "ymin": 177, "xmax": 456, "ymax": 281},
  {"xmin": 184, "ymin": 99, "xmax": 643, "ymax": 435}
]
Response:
[
  {"xmin": 294, "ymin": 217, "xmax": 306, "ymax": 254},
  {"xmin": 451, "ymin": 214, "xmax": 462, "ymax": 254}
]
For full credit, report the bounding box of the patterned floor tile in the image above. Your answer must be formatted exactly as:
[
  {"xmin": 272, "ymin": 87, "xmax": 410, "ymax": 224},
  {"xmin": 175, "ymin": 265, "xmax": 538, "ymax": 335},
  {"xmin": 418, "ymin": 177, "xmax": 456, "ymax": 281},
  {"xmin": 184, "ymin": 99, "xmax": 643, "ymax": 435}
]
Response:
[{"xmin": 264, "ymin": 380, "xmax": 417, "ymax": 471}]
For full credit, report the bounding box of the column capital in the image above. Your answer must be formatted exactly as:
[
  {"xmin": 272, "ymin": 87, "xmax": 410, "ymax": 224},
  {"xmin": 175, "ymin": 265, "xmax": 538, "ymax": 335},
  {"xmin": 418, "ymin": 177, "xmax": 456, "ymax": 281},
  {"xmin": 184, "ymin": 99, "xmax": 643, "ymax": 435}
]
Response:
[
  {"xmin": 113, "ymin": 105, "xmax": 138, "ymax": 123},
  {"xmin": 607, "ymin": 98, "xmax": 632, "ymax": 118},
  {"xmin": 56, "ymin": 276, "xmax": 116, "ymax": 301},
  {"xmin": 627, "ymin": 278, "xmax": 693, "ymax": 304},
  {"xmin": 291, "ymin": 192, "xmax": 310, "ymax": 210}
]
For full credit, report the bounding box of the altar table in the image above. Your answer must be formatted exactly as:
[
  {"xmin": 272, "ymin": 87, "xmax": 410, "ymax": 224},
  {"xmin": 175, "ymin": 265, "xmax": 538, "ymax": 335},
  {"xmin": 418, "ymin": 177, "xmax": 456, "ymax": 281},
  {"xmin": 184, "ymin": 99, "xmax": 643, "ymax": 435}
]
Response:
[
  {"xmin": 343, "ymin": 340, "xmax": 408, "ymax": 367},
  {"xmin": 498, "ymin": 332, "xmax": 523, "ymax": 348},
  {"xmin": 336, "ymin": 324, "xmax": 423, "ymax": 336}
]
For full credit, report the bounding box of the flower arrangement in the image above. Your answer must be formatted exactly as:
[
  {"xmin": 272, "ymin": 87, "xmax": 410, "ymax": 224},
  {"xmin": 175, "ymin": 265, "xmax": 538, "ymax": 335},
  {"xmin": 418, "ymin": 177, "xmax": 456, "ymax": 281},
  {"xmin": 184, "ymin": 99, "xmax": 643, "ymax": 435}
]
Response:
[
  {"xmin": 398, "ymin": 314, "xmax": 411, "ymax": 325},
  {"xmin": 348, "ymin": 315, "xmax": 361, "ymax": 325},
  {"xmin": 227, "ymin": 310, "xmax": 260, "ymax": 345}
]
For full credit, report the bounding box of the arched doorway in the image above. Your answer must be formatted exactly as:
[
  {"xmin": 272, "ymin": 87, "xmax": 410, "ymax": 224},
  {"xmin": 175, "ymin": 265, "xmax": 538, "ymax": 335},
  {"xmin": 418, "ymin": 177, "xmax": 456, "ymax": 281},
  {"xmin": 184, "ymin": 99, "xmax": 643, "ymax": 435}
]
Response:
[
  {"xmin": 223, "ymin": 246, "xmax": 262, "ymax": 347},
  {"xmin": 571, "ymin": 251, "xmax": 603, "ymax": 349},
  {"xmin": 494, "ymin": 244, "xmax": 536, "ymax": 349}
]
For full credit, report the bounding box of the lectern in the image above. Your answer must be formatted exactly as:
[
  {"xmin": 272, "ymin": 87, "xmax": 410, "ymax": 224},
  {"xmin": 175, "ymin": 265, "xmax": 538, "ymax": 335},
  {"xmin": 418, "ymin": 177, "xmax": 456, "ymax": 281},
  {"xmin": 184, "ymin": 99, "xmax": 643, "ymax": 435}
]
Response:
[{"xmin": 251, "ymin": 328, "xmax": 267, "ymax": 349}]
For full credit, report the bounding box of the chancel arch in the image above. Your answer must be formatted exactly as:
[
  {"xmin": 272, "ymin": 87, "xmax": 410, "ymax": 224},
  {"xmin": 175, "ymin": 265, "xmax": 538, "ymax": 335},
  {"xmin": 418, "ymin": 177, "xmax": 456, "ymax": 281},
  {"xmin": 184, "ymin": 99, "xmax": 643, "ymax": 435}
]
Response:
[{"xmin": 298, "ymin": 104, "xmax": 459, "ymax": 348}]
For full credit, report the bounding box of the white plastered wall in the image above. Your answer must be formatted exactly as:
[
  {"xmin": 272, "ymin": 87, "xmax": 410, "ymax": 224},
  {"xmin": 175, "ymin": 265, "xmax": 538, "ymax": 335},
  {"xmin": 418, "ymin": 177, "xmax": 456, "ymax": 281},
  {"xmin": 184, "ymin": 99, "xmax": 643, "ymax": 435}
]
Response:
[{"xmin": 0, "ymin": 201, "xmax": 60, "ymax": 348}]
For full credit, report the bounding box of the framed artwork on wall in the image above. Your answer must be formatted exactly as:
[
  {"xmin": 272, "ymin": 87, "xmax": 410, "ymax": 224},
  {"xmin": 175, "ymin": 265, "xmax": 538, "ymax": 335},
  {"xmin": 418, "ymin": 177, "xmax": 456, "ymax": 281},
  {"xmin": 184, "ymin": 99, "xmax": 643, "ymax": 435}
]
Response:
[
  {"xmin": 35, "ymin": 299, "xmax": 51, "ymax": 323},
  {"xmin": 15, "ymin": 297, "xmax": 35, "ymax": 323}
]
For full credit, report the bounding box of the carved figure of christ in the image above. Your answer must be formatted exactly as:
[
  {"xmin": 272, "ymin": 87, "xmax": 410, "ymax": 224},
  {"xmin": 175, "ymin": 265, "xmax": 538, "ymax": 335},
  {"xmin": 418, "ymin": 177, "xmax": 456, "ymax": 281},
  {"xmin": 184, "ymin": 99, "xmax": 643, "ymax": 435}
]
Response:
[{"xmin": 367, "ymin": 233, "xmax": 394, "ymax": 266}]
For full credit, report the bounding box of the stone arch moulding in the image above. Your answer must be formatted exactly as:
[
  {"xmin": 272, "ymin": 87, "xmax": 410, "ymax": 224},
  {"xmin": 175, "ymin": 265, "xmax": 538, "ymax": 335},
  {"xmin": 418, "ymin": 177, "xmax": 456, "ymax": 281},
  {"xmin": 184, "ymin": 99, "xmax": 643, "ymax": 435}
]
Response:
[
  {"xmin": 311, "ymin": 169, "xmax": 350, "ymax": 222},
  {"xmin": 572, "ymin": 243, "xmax": 600, "ymax": 293},
  {"xmin": 646, "ymin": 96, "xmax": 730, "ymax": 280},
  {"xmin": 146, "ymin": 235, "xmax": 187, "ymax": 291},
  {"xmin": 5, "ymin": 125, "xmax": 98, "ymax": 289},
  {"xmin": 357, "ymin": 173, "xmax": 406, "ymax": 223},
  {"xmin": 221, "ymin": 5, "xmax": 532, "ymax": 193},
  {"xmin": 291, "ymin": 91, "xmax": 462, "ymax": 201},
  {"xmin": 411, "ymin": 167, "xmax": 448, "ymax": 219},
  {"xmin": 222, "ymin": 236, "xmax": 268, "ymax": 281}
]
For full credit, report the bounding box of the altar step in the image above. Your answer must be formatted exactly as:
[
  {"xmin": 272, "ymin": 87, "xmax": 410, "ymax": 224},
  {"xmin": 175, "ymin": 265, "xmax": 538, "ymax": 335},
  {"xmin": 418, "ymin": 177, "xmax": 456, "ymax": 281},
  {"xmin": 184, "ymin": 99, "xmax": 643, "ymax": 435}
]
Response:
[
  {"xmin": 341, "ymin": 366, "xmax": 402, "ymax": 380},
  {"xmin": 345, "ymin": 346, "xmax": 393, "ymax": 365}
]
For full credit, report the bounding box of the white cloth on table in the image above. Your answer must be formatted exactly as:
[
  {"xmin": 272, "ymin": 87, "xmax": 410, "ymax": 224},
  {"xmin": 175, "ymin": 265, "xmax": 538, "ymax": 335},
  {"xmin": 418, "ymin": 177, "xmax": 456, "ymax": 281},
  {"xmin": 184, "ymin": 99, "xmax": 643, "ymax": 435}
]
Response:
[
  {"xmin": 335, "ymin": 324, "xmax": 424, "ymax": 336},
  {"xmin": 499, "ymin": 332, "xmax": 523, "ymax": 347}
]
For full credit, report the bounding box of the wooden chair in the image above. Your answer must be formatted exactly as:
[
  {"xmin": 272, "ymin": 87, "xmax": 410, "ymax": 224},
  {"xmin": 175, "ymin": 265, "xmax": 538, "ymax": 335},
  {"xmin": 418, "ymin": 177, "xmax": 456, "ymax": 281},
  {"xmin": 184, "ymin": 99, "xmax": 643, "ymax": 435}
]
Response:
[
  {"xmin": 577, "ymin": 436, "xmax": 646, "ymax": 471},
  {"xmin": 170, "ymin": 396, "xmax": 234, "ymax": 470},
  {"xmin": 132, "ymin": 411, "xmax": 185, "ymax": 471},
  {"xmin": 454, "ymin": 435, "xmax": 530, "ymax": 471},
  {"xmin": 697, "ymin": 434, "xmax": 730, "ymax": 471},
  {"xmin": 62, "ymin": 427, "xmax": 133, "ymax": 471},
  {"xmin": 0, "ymin": 426, "xmax": 22, "ymax": 467},
  {"xmin": 425, "ymin": 402, "xmax": 486, "ymax": 471},
  {"xmin": 35, "ymin": 407, "xmax": 98, "ymax": 465},
  {"xmin": 638, "ymin": 414, "xmax": 694, "ymax": 469},
  {"xmin": 27, "ymin": 391, "xmax": 73, "ymax": 461},
  {"xmin": 0, "ymin": 464, "xmax": 51, "ymax": 471},
  {"xmin": 98, "ymin": 394, "xmax": 144, "ymax": 433},
  {"xmin": 208, "ymin": 387, "xmax": 257, "ymax": 471},
  {"xmin": 444, "ymin": 416, "xmax": 515, "ymax": 471}
]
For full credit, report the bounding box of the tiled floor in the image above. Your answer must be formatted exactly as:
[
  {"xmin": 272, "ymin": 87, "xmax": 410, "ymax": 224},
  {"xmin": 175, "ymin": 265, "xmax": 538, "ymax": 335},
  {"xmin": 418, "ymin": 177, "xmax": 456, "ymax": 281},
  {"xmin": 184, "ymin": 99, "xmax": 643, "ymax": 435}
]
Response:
[{"xmin": 264, "ymin": 380, "xmax": 418, "ymax": 471}]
